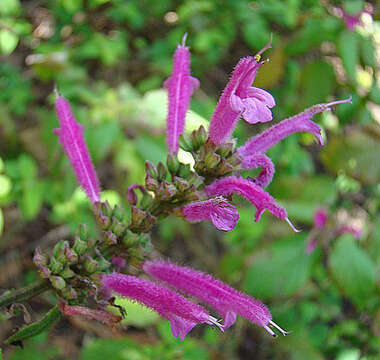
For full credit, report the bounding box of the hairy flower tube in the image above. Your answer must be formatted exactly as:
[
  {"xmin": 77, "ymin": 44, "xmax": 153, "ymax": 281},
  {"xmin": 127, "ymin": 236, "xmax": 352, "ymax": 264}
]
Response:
[
  {"xmin": 182, "ymin": 197, "xmax": 239, "ymax": 231},
  {"xmin": 144, "ymin": 260, "xmax": 289, "ymax": 336},
  {"xmin": 54, "ymin": 91, "xmax": 100, "ymax": 203},
  {"xmin": 209, "ymin": 42, "xmax": 274, "ymax": 146},
  {"xmin": 102, "ymin": 273, "xmax": 222, "ymax": 340},
  {"xmin": 164, "ymin": 34, "xmax": 200, "ymax": 153},
  {"xmin": 205, "ymin": 176, "xmax": 299, "ymax": 232}
]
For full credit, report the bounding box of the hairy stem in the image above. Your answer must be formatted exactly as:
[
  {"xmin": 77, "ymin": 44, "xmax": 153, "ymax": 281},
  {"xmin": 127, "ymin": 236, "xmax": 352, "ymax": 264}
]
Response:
[{"xmin": 0, "ymin": 279, "xmax": 50, "ymax": 308}]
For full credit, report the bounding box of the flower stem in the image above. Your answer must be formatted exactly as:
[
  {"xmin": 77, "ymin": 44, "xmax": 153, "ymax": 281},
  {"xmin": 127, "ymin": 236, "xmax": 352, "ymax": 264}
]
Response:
[{"xmin": 0, "ymin": 279, "xmax": 50, "ymax": 308}]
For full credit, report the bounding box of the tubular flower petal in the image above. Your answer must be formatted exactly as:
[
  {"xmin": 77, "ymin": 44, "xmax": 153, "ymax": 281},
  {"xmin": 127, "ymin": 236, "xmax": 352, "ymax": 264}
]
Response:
[
  {"xmin": 240, "ymin": 153, "xmax": 275, "ymax": 188},
  {"xmin": 102, "ymin": 273, "xmax": 222, "ymax": 340},
  {"xmin": 143, "ymin": 260, "xmax": 289, "ymax": 336},
  {"xmin": 54, "ymin": 93, "xmax": 100, "ymax": 203},
  {"xmin": 165, "ymin": 34, "xmax": 200, "ymax": 153},
  {"xmin": 238, "ymin": 98, "xmax": 352, "ymax": 157},
  {"xmin": 182, "ymin": 197, "xmax": 239, "ymax": 231},
  {"xmin": 205, "ymin": 176, "xmax": 298, "ymax": 231},
  {"xmin": 209, "ymin": 42, "xmax": 274, "ymax": 145}
]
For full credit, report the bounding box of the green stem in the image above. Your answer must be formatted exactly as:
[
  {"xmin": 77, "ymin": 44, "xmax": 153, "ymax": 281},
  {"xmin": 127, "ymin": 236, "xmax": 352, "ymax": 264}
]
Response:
[{"xmin": 0, "ymin": 279, "xmax": 50, "ymax": 308}]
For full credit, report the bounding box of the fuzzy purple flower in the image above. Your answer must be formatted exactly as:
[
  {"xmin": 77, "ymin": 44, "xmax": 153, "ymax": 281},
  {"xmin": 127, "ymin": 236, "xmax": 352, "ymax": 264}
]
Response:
[
  {"xmin": 144, "ymin": 260, "xmax": 289, "ymax": 337},
  {"xmin": 240, "ymin": 153, "xmax": 275, "ymax": 188},
  {"xmin": 209, "ymin": 42, "xmax": 274, "ymax": 146},
  {"xmin": 337, "ymin": 225, "xmax": 361, "ymax": 240},
  {"xmin": 238, "ymin": 98, "xmax": 352, "ymax": 158},
  {"xmin": 102, "ymin": 273, "xmax": 222, "ymax": 340},
  {"xmin": 54, "ymin": 91, "xmax": 100, "ymax": 203},
  {"xmin": 182, "ymin": 197, "xmax": 239, "ymax": 231},
  {"xmin": 164, "ymin": 35, "xmax": 200, "ymax": 153},
  {"xmin": 205, "ymin": 176, "xmax": 299, "ymax": 232}
]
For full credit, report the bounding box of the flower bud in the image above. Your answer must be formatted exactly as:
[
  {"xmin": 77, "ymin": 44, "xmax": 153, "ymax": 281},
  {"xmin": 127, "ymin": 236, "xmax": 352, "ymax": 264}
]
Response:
[
  {"xmin": 122, "ymin": 231, "xmax": 138, "ymax": 247},
  {"xmin": 50, "ymin": 276, "xmax": 66, "ymax": 290},
  {"xmin": 204, "ymin": 152, "xmax": 221, "ymax": 169},
  {"xmin": 178, "ymin": 163, "xmax": 191, "ymax": 178},
  {"xmin": 96, "ymin": 257, "xmax": 111, "ymax": 271},
  {"xmin": 145, "ymin": 173, "xmax": 159, "ymax": 191},
  {"xmin": 178, "ymin": 134, "xmax": 193, "ymax": 152},
  {"xmin": 111, "ymin": 217, "xmax": 126, "ymax": 237},
  {"xmin": 78, "ymin": 224, "xmax": 89, "ymax": 241},
  {"xmin": 49, "ymin": 257, "xmax": 64, "ymax": 274},
  {"xmin": 145, "ymin": 161, "xmax": 158, "ymax": 179},
  {"xmin": 166, "ymin": 154, "xmax": 180, "ymax": 174},
  {"xmin": 99, "ymin": 201, "xmax": 113, "ymax": 217},
  {"xmin": 174, "ymin": 176, "xmax": 190, "ymax": 192},
  {"xmin": 64, "ymin": 245, "xmax": 78, "ymax": 264},
  {"xmin": 103, "ymin": 231, "xmax": 117, "ymax": 245},
  {"xmin": 216, "ymin": 158, "xmax": 234, "ymax": 175},
  {"xmin": 97, "ymin": 213, "xmax": 111, "ymax": 230},
  {"xmin": 188, "ymin": 173, "xmax": 204, "ymax": 188},
  {"xmin": 84, "ymin": 256, "xmax": 99, "ymax": 274},
  {"xmin": 61, "ymin": 285, "xmax": 78, "ymax": 300},
  {"xmin": 33, "ymin": 247, "xmax": 48, "ymax": 266},
  {"xmin": 73, "ymin": 237, "xmax": 87, "ymax": 256},
  {"xmin": 216, "ymin": 143, "xmax": 234, "ymax": 158},
  {"xmin": 157, "ymin": 162, "xmax": 167, "ymax": 181},
  {"xmin": 140, "ymin": 192, "xmax": 154, "ymax": 210},
  {"xmin": 61, "ymin": 266, "xmax": 75, "ymax": 279}
]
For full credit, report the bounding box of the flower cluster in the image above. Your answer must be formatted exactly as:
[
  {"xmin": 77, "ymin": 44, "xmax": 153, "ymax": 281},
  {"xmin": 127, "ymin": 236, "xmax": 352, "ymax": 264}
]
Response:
[{"xmin": 22, "ymin": 35, "xmax": 351, "ymax": 344}]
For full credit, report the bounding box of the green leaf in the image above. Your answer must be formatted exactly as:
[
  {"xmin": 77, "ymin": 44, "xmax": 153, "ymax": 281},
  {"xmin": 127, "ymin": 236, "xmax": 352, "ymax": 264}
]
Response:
[
  {"xmin": 5, "ymin": 305, "xmax": 62, "ymax": 345},
  {"xmin": 0, "ymin": 29, "xmax": 18, "ymax": 55},
  {"xmin": 337, "ymin": 31, "xmax": 359, "ymax": 84},
  {"xmin": 321, "ymin": 128, "xmax": 380, "ymax": 185},
  {"xmin": 299, "ymin": 61, "xmax": 336, "ymax": 107},
  {"xmin": 114, "ymin": 297, "xmax": 160, "ymax": 328},
  {"xmin": 329, "ymin": 234, "xmax": 375, "ymax": 307},
  {"xmin": 244, "ymin": 235, "xmax": 312, "ymax": 299}
]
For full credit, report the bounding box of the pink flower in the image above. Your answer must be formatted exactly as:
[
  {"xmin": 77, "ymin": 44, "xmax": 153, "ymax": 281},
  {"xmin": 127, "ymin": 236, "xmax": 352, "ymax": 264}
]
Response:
[
  {"xmin": 54, "ymin": 91, "xmax": 100, "ymax": 203},
  {"xmin": 240, "ymin": 153, "xmax": 275, "ymax": 188},
  {"xmin": 144, "ymin": 260, "xmax": 289, "ymax": 336},
  {"xmin": 209, "ymin": 42, "xmax": 274, "ymax": 146},
  {"xmin": 165, "ymin": 34, "xmax": 200, "ymax": 153},
  {"xmin": 102, "ymin": 273, "xmax": 222, "ymax": 340},
  {"xmin": 238, "ymin": 98, "xmax": 352, "ymax": 158},
  {"xmin": 337, "ymin": 225, "xmax": 361, "ymax": 239},
  {"xmin": 182, "ymin": 197, "xmax": 239, "ymax": 231},
  {"xmin": 314, "ymin": 207, "xmax": 328, "ymax": 229},
  {"xmin": 205, "ymin": 176, "xmax": 299, "ymax": 232}
]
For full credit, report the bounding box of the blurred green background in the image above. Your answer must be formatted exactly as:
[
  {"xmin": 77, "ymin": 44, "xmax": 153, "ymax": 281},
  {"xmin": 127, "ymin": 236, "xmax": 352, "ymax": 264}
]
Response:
[{"xmin": 0, "ymin": 0, "xmax": 379, "ymax": 359}]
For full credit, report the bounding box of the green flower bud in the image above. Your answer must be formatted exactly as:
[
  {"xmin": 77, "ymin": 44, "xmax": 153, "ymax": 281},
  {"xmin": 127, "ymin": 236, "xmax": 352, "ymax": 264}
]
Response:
[
  {"xmin": 103, "ymin": 230, "xmax": 117, "ymax": 245},
  {"xmin": 60, "ymin": 286, "xmax": 78, "ymax": 300},
  {"xmin": 145, "ymin": 173, "xmax": 159, "ymax": 191},
  {"xmin": 111, "ymin": 217, "xmax": 126, "ymax": 237},
  {"xmin": 78, "ymin": 224, "xmax": 89, "ymax": 241},
  {"xmin": 84, "ymin": 256, "xmax": 98, "ymax": 274},
  {"xmin": 96, "ymin": 257, "xmax": 111, "ymax": 271},
  {"xmin": 49, "ymin": 257, "xmax": 64, "ymax": 274},
  {"xmin": 174, "ymin": 176, "xmax": 190, "ymax": 192},
  {"xmin": 50, "ymin": 276, "xmax": 66, "ymax": 290},
  {"xmin": 60, "ymin": 266, "xmax": 75, "ymax": 279},
  {"xmin": 178, "ymin": 134, "xmax": 193, "ymax": 152},
  {"xmin": 145, "ymin": 161, "xmax": 158, "ymax": 179},
  {"xmin": 112, "ymin": 205, "xmax": 124, "ymax": 222},
  {"xmin": 204, "ymin": 152, "xmax": 221, "ymax": 169},
  {"xmin": 216, "ymin": 158, "xmax": 234, "ymax": 175},
  {"xmin": 53, "ymin": 241, "xmax": 66, "ymax": 259},
  {"xmin": 33, "ymin": 247, "xmax": 48, "ymax": 266},
  {"xmin": 178, "ymin": 163, "xmax": 191, "ymax": 178},
  {"xmin": 157, "ymin": 162, "xmax": 167, "ymax": 181},
  {"xmin": 73, "ymin": 237, "xmax": 87, "ymax": 256},
  {"xmin": 140, "ymin": 192, "xmax": 154, "ymax": 210},
  {"xmin": 122, "ymin": 230, "xmax": 138, "ymax": 247},
  {"xmin": 64, "ymin": 246, "xmax": 78, "ymax": 264},
  {"xmin": 216, "ymin": 143, "xmax": 234, "ymax": 158},
  {"xmin": 166, "ymin": 154, "xmax": 180, "ymax": 174}
]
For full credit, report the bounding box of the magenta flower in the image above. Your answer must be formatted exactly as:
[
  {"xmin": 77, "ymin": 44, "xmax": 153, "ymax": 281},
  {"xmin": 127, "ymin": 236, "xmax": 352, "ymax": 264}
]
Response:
[
  {"xmin": 144, "ymin": 260, "xmax": 289, "ymax": 336},
  {"xmin": 205, "ymin": 176, "xmax": 299, "ymax": 232},
  {"xmin": 164, "ymin": 34, "xmax": 200, "ymax": 153},
  {"xmin": 102, "ymin": 273, "xmax": 222, "ymax": 340},
  {"xmin": 238, "ymin": 98, "xmax": 352, "ymax": 158},
  {"xmin": 240, "ymin": 153, "xmax": 275, "ymax": 188},
  {"xmin": 314, "ymin": 207, "xmax": 328, "ymax": 229},
  {"xmin": 337, "ymin": 225, "xmax": 361, "ymax": 239},
  {"xmin": 54, "ymin": 91, "xmax": 100, "ymax": 203},
  {"xmin": 182, "ymin": 197, "xmax": 239, "ymax": 231},
  {"xmin": 209, "ymin": 42, "xmax": 274, "ymax": 146}
]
